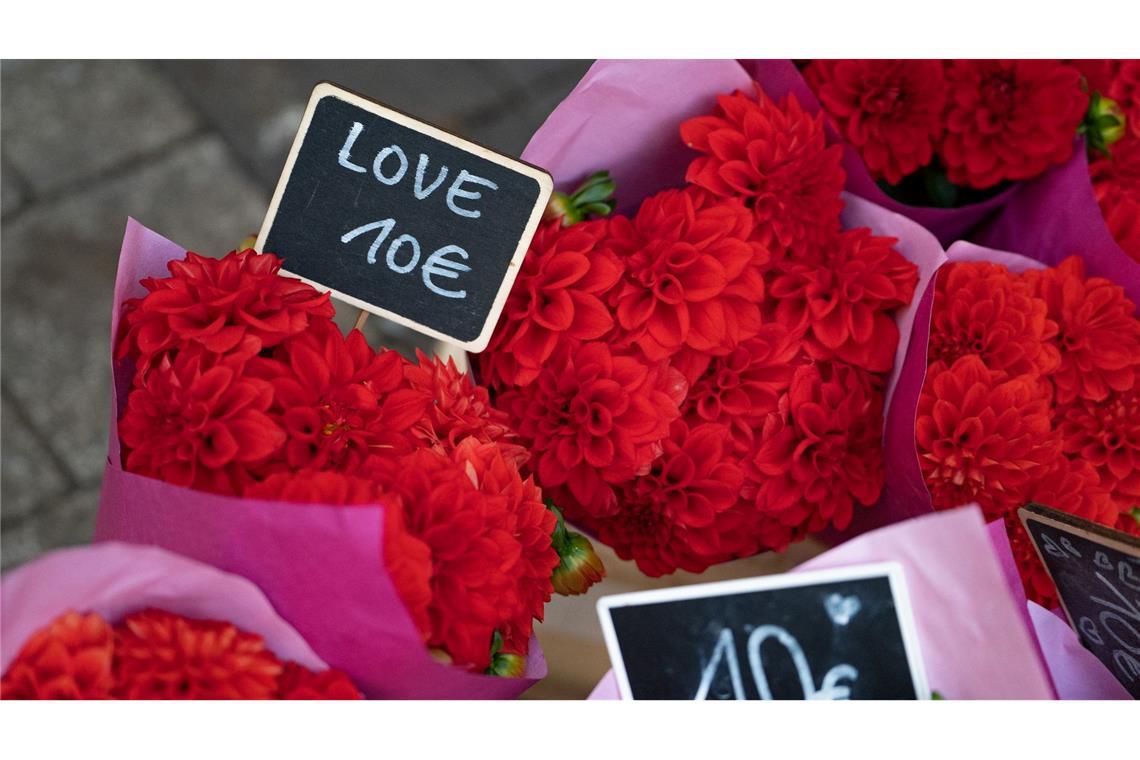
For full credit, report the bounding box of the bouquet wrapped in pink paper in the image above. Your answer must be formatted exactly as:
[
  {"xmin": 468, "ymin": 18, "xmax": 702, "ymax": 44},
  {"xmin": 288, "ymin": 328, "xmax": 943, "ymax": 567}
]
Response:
[
  {"xmin": 95, "ymin": 220, "xmax": 607, "ymax": 698},
  {"xmin": 1, "ymin": 542, "xmax": 361, "ymax": 699},
  {"xmin": 473, "ymin": 59, "xmax": 940, "ymax": 578}
]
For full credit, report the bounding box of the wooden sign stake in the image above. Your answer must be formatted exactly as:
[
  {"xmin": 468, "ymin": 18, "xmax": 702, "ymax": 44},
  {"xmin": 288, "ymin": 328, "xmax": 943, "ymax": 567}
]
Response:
[{"xmin": 352, "ymin": 309, "xmax": 369, "ymax": 332}]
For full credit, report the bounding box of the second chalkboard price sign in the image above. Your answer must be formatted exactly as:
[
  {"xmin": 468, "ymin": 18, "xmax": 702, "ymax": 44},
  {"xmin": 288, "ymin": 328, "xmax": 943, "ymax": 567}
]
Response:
[
  {"xmin": 1019, "ymin": 503, "xmax": 1140, "ymax": 698},
  {"xmin": 597, "ymin": 563, "xmax": 929, "ymax": 700},
  {"xmin": 257, "ymin": 82, "xmax": 553, "ymax": 351}
]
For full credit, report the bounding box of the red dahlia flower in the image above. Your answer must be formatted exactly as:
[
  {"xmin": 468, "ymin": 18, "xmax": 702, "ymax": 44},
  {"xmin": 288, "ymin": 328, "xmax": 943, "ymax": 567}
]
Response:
[
  {"xmin": 940, "ymin": 60, "xmax": 1087, "ymax": 189},
  {"xmin": 478, "ymin": 219, "xmax": 622, "ymax": 388},
  {"xmin": 498, "ymin": 342, "xmax": 685, "ymax": 519},
  {"xmin": 405, "ymin": 349, "xmax": 523, "ymax": 462},
  {"xmin": 119, "ymin": 347, "xmax": 285, "ymax": 495},
  {"xmin": 1071, "ymin": 59, "xmax": 1120, "ymax": 98},
  {"xmin": 1059, "ymin": 382, "xmax": 1140, "ymax": 508},
  {"xmin": 748, "ymin": 363, "xmax": 886, "ymax": 543},
  {"xmin": 916, "ymin": 356, "xmax": 1059, "ymax": 518},
  {"xmin": 806, "ymin": 59, "xmax": 946, "ymax": 184},
  {"xmin": 682, "ymin": 323, "xmax": 803, "ymax": 455},
  {"xmin": 1091, "ymin": 135, "xmax": 1140, "ymax": 263},
  {"xmin": 116, "ymin": 249, "xmax": 334, "ymax": 370},
  {"xmin": 592, "ymin": 421, "xmax": 748, "ymax": 577},
  {"xmin": 928, "ymin": 261, "xmax": 1060, "ymax": 379},
  {"xmin": 1023, "ymin": 255, "xmax": 1140, "ymax": 404},
  {"xmin": 112, "ymin": 609, "xmax": 283, "ymax": 699},
  {"xmin": 366, "ymin": 448, "xmax": 521, "ymax": 671},
  {"xmin": 277, "ymin": 663, "xmax": 362, "ymax": 699},
  {"xmin": 249, "ymin": 324, "xmax": 429, "ymax": 473},
  {"xmin": 768, "ymin": 227, "xmax": 918, "ymax": 372},
  {"xmin": 450, "ymin": 437, "xmax": 558, "ymax": 654},
  {"xmin": 0, "ymin": 611, "xmax": 115, "ymax": 699},
  {"xmin": 681, "ymin": 88, "xmax": 846, "ymax": 250},
  {"xmin": 607, "ymin": 187, "xmax": 766, "ymax": 361}
]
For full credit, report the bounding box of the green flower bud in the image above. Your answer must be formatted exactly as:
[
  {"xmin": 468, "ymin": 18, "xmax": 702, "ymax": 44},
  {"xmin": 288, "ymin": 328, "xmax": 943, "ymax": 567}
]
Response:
[
  {"xmin": 1081, "ymin": 92, "xmax": 1127, "ymax": 158},
  {"xmin": 547, "ymin": 501, "xmax": 605, "ymax": 595},
  {"xmin": 543, "ymin": 170, "xmax": 617, "ymax": 227}
]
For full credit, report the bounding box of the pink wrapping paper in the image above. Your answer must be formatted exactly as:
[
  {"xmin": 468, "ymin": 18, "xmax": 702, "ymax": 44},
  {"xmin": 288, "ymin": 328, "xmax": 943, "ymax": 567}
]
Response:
[
  {"xmin": 2, "ymin": 542, "xmax": 326, "ymax": 674},
  {"xmin": 591, "ymin": 507, "xmax": 1055, "ymax": 699},
  {"xmin": 522, "ymin": 58, "xmax": 951, "ymax": 541},
  {"xmin": 736, "ymin": 59, "xmax": 1017, "ymax": 247},
  {"xmin": 95, "ymin": 219, "xmax": 545, "ymax": 699},
  {"xmin": 975, "ymin": 137, "xmax": 1140, "ymax": 306}
]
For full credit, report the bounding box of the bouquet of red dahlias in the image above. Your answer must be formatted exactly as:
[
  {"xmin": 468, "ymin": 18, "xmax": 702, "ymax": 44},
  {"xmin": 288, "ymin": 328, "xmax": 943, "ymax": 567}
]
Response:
[
  {"xmin": 473, "ymin": 60, "xmax": 924, "ymax": 576},
  {"xmin": 913, "ymin": 250, "xmax": 1140, "ymax": 607},
  {"xmin": 95, "ymin": 220, "xmax": 604, "ymax": 698},
  {"xmin": 2, "ymin": 543, "xmax": 360, "ymax": 699}
]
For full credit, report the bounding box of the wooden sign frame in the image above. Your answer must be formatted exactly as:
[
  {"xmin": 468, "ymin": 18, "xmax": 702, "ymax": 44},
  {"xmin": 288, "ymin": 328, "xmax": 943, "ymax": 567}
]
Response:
[
  {"xmin": 255, "ymin": 82, "xmax": 553, "ymax": 352},
  {"xmin": 596, "ymin": 562, "xmax": 930, "ymax": 700},
  {"xmin": 1017, "ymin": 502, "xmax": 1140, "ymax": 634}
]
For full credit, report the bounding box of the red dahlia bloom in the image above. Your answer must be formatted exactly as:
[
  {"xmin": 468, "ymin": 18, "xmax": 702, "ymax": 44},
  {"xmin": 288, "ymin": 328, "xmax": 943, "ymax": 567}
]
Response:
[
  {"xmin": 916, "ymin": 356, "xmax": 1059, "ymax": 518},
  {"xmin": 498, "ymin": 342, "xmax": 685, "ymax": 519},
  {"xmin": 682, "ymin": 323, "xmax": 803, "ymax": 455},
  {"xmin": 681, "ymin": 88, "xmax": 846, "ymax": 250},
  {"xmin": 806, "ymin": 59, "xmax": 946, "ymax": 184},
  {"xmin": 1059, "ymin": 382, "xmax": 1140, "ymax": 508},
  {"xmin": 768, "ymin": 227, "xmax": 917, "ymax": 372},
  {"xmin": 1023, "ymin": 255, "xmax": 1140, "ymax": 404},
  {"xmin": 940, "ymin": 60, "xmax": 1087, "ymax": 189},
  {"xmin": 277, "ymin": 663, "xmax": 362, "ymax": 699},
  {"xmin": 478, "ymin": 219, "xmax": 622, "ymax": 388},
  {"xmin": 405, "ymin": 349, "xmax": 522, "ymax": 462},
  {"xmin": 249, "ymin": 324, "xmax": 429, "ymax": 473},
  {"xmin": 112, "ymin": 609, "xmax": 283, "ymax": 699},
  {"xmin": 748, "ymin": 363, "xmax": 886, "ymax": 542},
  {"xmin": 1070, "ymin": 60, "xmax": 1120, "ymax": 97},
  {"xmin": 1091, "ymin": 135, "xmax": 1140, "ymax": 264},
  {"xmin": 119, "ymin": 347, "xmax": 285, "ymax": 495},
  {"xmin": 607, "ymin": 187, "xmax": 766, "ymax": 361},
  {"xmin": 928, "ymin": 261, "xmax": 1060, "ymax": 378},
  {"xmin": 117, "ymin": 249, "xmax": 334, "ymax": 369},
  {"xmin": 451, "ymin": 437, "xmax": 558, "ymax": 654},
  {"xmin": 1, "ymin": 611, "xmax": 115, "ymax": 700},
  {"xmin": 591, "ymin": 421, "xmax": 748, "ymax": 576},
  {"xmin": 366, "ymin": 448, "xmax": 521, "ymax": 671}
]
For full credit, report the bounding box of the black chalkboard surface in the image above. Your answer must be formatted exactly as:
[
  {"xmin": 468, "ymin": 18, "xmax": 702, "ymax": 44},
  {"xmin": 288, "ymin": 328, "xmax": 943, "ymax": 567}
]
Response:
[
  {"xmin": 256, "ymin": 83, "xmax": 552, "ymax": 351},
  {"xmin": 598, "ymin": 563, "xmax": 929, "ymax": 700},
  {"xmin": 1019, "ymin": 503, "xmax": 1140, "ymax": 698}
]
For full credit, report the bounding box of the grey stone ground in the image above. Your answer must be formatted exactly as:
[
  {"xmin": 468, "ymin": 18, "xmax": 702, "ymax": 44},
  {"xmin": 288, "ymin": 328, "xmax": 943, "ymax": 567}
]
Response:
[{"xmin": 0, "ymin": 59, "xmax": 591, "ymax": 570}]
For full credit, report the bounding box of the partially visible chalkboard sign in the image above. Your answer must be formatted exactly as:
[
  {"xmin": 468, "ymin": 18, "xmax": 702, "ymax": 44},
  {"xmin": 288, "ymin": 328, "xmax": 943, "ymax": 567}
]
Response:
[
  {"xmin": 256, "ymin": 82, "xmax": 552, "ymax": 351},
  {"xmin": 1019, "ymin": 503, "xmax": 1140, "ymax": 698},
  {"xmin": 597, "ymin": 563, "xmax": 929, "ymax": 700}
]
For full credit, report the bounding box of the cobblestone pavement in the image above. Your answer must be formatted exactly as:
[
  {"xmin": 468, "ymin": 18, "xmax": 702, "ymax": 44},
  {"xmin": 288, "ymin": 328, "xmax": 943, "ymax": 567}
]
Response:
[{"xmin": 0, "ymin": 60, "xmax": 591, "ymax": 569}]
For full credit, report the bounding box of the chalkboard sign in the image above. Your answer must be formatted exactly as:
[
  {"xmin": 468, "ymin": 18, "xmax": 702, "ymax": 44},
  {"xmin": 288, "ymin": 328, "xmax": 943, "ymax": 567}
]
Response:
[
  {"xmin": 256, "ymin": 82, "xmax": 553, "ymax": 351},
  {"xmin": 597, "ymin": 563, "xmax": 929, "ymax": 700},
  {"xmin": 1019, "ymin": 503, "xmax": 1140, "ymax": 698}
]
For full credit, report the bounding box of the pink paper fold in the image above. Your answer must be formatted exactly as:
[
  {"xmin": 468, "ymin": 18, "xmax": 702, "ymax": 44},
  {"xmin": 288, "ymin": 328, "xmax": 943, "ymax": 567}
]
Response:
[
  {"xmin": 975, "ymin": 138, "xmax": 1140, "ymax": 306},
  {"xmin": 2, "ymin": 542, "xmax": 325, "ymax": 674},
  {"xmin": 95, "ymin": 219, "xmax": 544, "ymax": 699},
  {"xmin": 591, "ymin": 507, "xmax": 1055, "ymax": 699}
]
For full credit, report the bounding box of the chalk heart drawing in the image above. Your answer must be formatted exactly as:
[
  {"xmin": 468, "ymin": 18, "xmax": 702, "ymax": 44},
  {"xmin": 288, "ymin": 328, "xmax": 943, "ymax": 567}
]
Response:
[
  {"xmin": 825, "ymin": 593, "xmax": 862, "ymax": 626},
  {"xmin": 1120, "ymin": 560, "xmax": 1140, "ymax": 592}
]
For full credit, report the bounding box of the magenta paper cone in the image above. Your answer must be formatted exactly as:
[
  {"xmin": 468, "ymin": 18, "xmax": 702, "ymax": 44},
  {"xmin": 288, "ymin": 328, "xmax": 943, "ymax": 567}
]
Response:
[
  {"xmin": 1, "ymin": 542, "xmax": 326, "ymax": 675},
  {"xmin": 95, "ymin": 219, "xmax": 545, "ymax": 699},
  {"xmin": 591, "ymin": 507, "xmax": 1055, "ymax": 699},
  {"xmin": 736, "ymin": 59, "xmax": 1017, "ymax": 247},
  {"xmin": 523, "ymin": 58, "xmax": 943, "ymax": 545},
  {"xmin": 974, "ymin": 138, "xmax": 1140, "ymax": 306}
]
